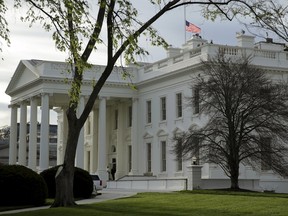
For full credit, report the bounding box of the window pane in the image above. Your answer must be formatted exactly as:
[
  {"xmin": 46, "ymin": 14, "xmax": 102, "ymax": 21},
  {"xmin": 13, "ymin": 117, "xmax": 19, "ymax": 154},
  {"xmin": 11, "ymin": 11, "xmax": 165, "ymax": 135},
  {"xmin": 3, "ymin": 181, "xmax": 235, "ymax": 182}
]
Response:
[
  {"xmin": 161, "ymin": 141, "xmax": 166, "ymax": 172},
  {"xmin": 147, "ymin": 143, "xmax": 152, "ymax": 172},
  {"xmin": 176, "ymin": 93, "xmax": 182, "ymax": 118},
  {"xmin": 128, "ymin": 106, "xmax": 132, "ymax": 127},
  {"xmin": 147, "ymin": 100, "xmax": 151, "ymax": 123},
  {"xmin": 161, "ymin": 97, "xmax": 166, "ymax": 121},
  {"xmin": 192, "ymin": 136, "xmax": 200, "ymax": 165},
  {"xmin": 193, "ymin": 88, "xmax": 200, "ymax": 114},
  {"xmin": 128, "ymin": 145, "xmax": 132, "ymax": 171},
  {"xmin": 261, "ymin": 137, "xmax": 272, "ymax": 171},
  {"xmin": 114, "ymin": 109, "xmax": 118, "ymax": 129},
  {"xmin": 177, "ymin": 140, "xmax": 182, "ymax": 171}
]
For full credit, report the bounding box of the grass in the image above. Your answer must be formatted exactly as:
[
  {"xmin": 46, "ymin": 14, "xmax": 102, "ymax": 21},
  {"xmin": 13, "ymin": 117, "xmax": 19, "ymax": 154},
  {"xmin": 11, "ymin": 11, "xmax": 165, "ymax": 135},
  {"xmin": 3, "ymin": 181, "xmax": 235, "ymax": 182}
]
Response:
[{"xmin": 1, "ymin": 190, "xmax": 288, "ymax": 216}]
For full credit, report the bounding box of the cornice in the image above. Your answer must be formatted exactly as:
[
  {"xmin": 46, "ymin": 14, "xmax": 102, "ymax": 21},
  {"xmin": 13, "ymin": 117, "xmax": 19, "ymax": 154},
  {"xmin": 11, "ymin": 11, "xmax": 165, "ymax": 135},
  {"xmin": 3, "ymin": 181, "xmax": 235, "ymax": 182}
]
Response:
[{"xmin": 137, "ymin": 62, "xmax": 202, "ymax": 88}]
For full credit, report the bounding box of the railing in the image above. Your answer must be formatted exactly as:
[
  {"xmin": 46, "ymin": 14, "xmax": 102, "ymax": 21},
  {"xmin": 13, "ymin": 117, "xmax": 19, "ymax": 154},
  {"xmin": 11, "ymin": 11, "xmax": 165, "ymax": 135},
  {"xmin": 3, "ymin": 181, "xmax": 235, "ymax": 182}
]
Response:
[
  {"xmin": 219, "ymin": 47, "xmax": 241, "ymax": 56},
  {"xmin": 142, "ymin": 44, "xmax": 288, "ymax": 74},
  {"xmin": 254, "ymin": 50, "xmax": 276, "ymax": 59}
]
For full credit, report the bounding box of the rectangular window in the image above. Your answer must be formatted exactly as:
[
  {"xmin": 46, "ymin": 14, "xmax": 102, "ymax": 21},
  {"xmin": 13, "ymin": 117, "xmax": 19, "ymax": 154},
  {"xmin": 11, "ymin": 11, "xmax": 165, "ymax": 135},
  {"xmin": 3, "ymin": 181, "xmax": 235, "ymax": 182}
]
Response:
[
  {"xmin": 114, "ymin": 109, "xmax": 118, "ymax": 129},
  {"xmin": 192, "ymin": 136, "xmax": 200, "ymax": 165},
  {"xmin": 146, "ymin": 100, "xmax": 152, "ymax": 124},
  {"xmin": 160, "ymin": 97, "xmax": 167, "ymax": 121},
  {"xmin": 176, "ymin": 93, "xmax": 183, "ymax": 118},
  {"xmin": 161, "ymin": 141, "xmax": 167, "ymax": 172},
  {"xmin": 128, "ymin": 145, "xmax": 132, "ymax": 172},
  {"xmin": 147, "ymin": 143, "xmax": 152, "ymax": 172},
  {"xmin": 128, "ymin": 106, "xmax": 132, "ymax": 127},
  {"xmin": 193, "ymin": 87, "xmax": 200, "ymax": 114},
  {"xmin": 176, "ymin": 140, "xmax": 183, "ymax": 171},
  {"xmin": 261, "ymin": 137, "xmax": 272, "ymax": 171}
]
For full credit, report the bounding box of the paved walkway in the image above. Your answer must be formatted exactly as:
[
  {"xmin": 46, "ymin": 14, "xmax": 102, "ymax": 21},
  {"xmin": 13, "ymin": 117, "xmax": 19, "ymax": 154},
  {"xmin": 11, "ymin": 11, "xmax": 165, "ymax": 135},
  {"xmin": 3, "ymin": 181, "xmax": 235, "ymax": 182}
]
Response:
[{"xmin": 0, "ymin": 189, "xmax": 138, "ymax": 215}]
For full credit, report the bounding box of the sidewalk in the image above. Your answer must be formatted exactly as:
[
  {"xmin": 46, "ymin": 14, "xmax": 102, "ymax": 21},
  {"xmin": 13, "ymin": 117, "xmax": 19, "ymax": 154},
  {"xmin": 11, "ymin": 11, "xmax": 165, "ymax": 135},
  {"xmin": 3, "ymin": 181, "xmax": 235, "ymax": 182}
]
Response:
[{"xmin": 0, "ymin": 189, "xmax": 138, "ymax": 215}]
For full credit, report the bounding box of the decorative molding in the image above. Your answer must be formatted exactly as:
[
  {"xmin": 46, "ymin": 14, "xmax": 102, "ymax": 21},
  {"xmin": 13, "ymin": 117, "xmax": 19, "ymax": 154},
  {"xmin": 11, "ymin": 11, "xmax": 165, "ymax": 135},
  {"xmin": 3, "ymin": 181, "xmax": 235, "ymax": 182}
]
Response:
[
  {"xmin": 157, "ymin": 129, "xmax": 168, "ymax": 137},
  {"xmin": 143, "ymin": 131, "xmax": 153, "ymax": 139},
  {"xmin": 188, "ymin": 123, "xmax": 200, "ymax": 131},
  {"xmin": 172, "ymin": 127, "xmax": 184, "ymax": 135}
]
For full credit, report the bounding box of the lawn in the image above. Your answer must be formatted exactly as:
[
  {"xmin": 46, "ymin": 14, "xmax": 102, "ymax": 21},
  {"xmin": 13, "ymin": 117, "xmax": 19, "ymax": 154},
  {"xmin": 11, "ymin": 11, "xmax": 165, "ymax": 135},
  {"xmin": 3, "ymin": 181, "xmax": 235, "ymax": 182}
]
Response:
[{"xmin": 2, "ymin": 190, "xmax": 288, "ymax": 216}]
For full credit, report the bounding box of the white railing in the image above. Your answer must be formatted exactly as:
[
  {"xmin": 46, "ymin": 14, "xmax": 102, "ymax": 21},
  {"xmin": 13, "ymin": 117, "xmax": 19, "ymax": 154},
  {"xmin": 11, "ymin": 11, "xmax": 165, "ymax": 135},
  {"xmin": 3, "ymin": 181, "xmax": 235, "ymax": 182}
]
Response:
[
  {"xmin": 254, "ymin": 50, "xmax": 276, "ymax": 59},
  {"xmin": 142, "ymin": 44, "xmax": 288, "ymax": 74}
]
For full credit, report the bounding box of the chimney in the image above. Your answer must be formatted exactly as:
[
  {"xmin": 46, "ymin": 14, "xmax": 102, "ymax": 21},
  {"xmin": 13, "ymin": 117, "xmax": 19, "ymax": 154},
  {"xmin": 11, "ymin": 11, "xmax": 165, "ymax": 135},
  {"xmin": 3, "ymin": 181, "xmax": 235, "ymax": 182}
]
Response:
[
  {"xmin": 236, "ymin": 32, "xmax": 255, "ymax": 48},
  {"xmin": 166, "ymin": 46, "xmax": 181, "ymax": 58},
  {"xmin": 182, "ymin": 34, "xmax": 207, "ymax": 51}
]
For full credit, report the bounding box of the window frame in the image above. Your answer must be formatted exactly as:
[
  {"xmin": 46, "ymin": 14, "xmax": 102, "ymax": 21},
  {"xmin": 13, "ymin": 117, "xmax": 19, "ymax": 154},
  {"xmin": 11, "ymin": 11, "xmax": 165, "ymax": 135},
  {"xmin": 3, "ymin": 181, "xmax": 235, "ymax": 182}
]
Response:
[
  {"xmin": 128, "ymin": 105, "xmax": 132, "ymax": 127},
  {"xmin": 176, "ymin": 92, "xmax": 183, "ymax": 118},
  {"xmin": 146, "ymin": 100, "xmax": 152, "ymax": 124},
  {"xmin": 128, "ymin": 145, "xmax": 132, "ymax": 172},
  {"xmin": 161, "ymin": 141, "xmax": 167, "ymax": 172},
  {"xmin": 114, "ymin": 109, "xmax": 118, "ymax": 130},
  {"xmin": 160, "ymin": 96, "xmax": 167, "ymax": 121},
  {"xmin": 176, "ymin": 139, "xmax": 183, "ymax": 171},
  {"xmin": 261, "ymin": 137, "xmax": 272, "ymax": 171},
  {"xmin": 147, "ymin": 143, "xmax": 152, "ymax": 172},
  {"xmin": 193, "ymin": 87, "xmax": 200, "ymax": 114}
]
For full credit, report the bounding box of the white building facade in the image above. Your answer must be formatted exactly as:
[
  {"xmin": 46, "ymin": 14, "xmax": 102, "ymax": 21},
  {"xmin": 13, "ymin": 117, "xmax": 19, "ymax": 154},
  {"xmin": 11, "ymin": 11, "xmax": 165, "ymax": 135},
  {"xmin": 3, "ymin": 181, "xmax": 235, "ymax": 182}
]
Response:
[{"xmin": 6, "ymin": 33, "xmax": 288, "ymax": 192}]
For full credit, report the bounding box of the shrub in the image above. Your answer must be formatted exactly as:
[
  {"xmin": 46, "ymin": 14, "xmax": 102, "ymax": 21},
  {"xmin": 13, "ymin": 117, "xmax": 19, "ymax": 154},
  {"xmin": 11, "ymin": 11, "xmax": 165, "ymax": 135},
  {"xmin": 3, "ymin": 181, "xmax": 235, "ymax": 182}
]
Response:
[
  {"xmin": 0, "ymin": 165, "xmax": 48, "ymax": 206},
  {"xmin": 40, "ymin": 165, "xmax": 93, "ymax": 199}
]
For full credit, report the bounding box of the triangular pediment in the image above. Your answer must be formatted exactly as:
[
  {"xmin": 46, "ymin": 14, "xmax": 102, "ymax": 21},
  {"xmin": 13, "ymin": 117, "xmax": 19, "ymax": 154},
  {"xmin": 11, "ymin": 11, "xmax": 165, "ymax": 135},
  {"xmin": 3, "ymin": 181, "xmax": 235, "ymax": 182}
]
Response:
[
  {"xmin": 172, "ymin": 127, "xmax": 183, "ymax": 135},
  {"xmin": 13, "ymin": 66, "xmax": 38, "ymax": 89},
  {"xmin": 157, "ymin": 129, "xmax": 169, "ymax": 137},
  {"xmin": 6, "ymin": 60, "xmax": 40, "ymax": 95},
  {"xmin": 143, "ymin": 131, "xmax": 153, "ymax": 139},
  {"xmin": 189, "ymin": 124, "xmax": 200, "ymax": 131}
]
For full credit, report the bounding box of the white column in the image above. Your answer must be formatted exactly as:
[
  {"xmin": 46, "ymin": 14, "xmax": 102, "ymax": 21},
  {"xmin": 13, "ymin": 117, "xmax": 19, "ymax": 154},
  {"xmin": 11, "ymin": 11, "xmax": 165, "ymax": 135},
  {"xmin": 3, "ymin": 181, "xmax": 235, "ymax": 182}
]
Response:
[
  {"xmin": 91, "ymin": 108, "xmax": 98, "ymax": 173},
  {"xmin": 55, "ymin": 107, "xmax": 68, "ymax": 165},
  {"xmin": 28, "ymin": 97, "xmax": 38, "ymax": 170},
  {"xmin": 39, "ymin": 93, "xmax": 50, "ymax": 171},
  {"xmin": 9, "ymin": 105, "xmax": 18, "ymax": 164},
  {"xmin": 56, "ymin": 108, "xmax": 63, "ymax": 165},
  {"xmin": 116, "ymin": 102, "xmax": 125, "ymax": 179},
  {"xmin": 130, "ymin": 97, "xmax": 139, "ymax": 175},
  {"xmin": 18, "ymin": 102, "xmax": 27, "ymax": 165},
  {"xmin": 76, "ymin": 96, "xmax": 85, "ymax": 168},
  {"xmin": 97, "ymin": 97, "xmax": 107, "ymax": 180}
]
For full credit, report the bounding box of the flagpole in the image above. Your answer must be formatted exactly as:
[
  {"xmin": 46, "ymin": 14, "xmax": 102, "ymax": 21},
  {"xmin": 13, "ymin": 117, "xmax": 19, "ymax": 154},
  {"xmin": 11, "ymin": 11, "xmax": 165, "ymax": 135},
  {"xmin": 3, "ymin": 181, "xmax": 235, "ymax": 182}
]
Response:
[{"xmin": 184, "ymin": 4, "xmax": 187, "ymax": 43}]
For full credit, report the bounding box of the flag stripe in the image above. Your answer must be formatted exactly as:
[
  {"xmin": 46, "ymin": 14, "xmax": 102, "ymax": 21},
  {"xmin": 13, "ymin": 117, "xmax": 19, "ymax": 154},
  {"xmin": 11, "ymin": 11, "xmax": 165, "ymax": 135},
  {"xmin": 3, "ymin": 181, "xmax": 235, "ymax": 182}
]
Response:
[{"xmin": 185, "ymin": 20, "xmax": 201, "ymax": 33}]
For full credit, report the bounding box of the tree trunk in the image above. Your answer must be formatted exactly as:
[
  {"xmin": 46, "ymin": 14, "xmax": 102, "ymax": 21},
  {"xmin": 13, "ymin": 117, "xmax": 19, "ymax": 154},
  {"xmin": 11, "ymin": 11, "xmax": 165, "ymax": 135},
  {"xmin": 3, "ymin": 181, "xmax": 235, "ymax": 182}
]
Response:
[
  {"xmin": 230, "ymin": 164, "xmax": 240, "ymax": 190},
  {"xmin": 51, "ymin": 115, "xmax": 80, "ymax": 207}
]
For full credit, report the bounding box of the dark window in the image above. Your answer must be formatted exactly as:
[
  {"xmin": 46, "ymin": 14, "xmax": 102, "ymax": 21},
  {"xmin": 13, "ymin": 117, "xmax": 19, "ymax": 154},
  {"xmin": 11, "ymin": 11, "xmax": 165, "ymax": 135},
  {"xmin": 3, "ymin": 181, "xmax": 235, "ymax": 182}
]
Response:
[
  {"xmin": 193, "ymin": 87, "xmax": 200, "ymax": 114},
  {"xmin": 147, "ymin": 100, "xmax": 152, "ymax": 124},
  {"xmin": 160, "ymin": 97, "xmax": 167, "ymax": 121},
  {"xmin": 114, "ymin": 109, "xmax": 118, "ymax": 129},
  {"xmin": 147, "ymin": 143, "xmax": 152, "ymax": 172},
  {"xmin": 161, "ymin": 141, "xmax": 166, "ymax": 172},
  {"xmin": 261, "ymin": 137, "xmax": 272, "ymax": 171},
  {"xmin": 176, "ymin": 93, "xmax": 183, "ymax": 118},
  {"xmin": 128, "ymin": 106, "xmax": 132, "ymax": 127}
]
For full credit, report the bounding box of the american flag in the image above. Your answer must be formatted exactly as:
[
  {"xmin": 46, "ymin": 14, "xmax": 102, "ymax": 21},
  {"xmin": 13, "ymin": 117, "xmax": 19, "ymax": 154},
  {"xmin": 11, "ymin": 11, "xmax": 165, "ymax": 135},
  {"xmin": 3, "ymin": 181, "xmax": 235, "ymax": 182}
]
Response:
[{"xmin": 185, "ymin": 21, "xmax": 201, "ymax": 33}]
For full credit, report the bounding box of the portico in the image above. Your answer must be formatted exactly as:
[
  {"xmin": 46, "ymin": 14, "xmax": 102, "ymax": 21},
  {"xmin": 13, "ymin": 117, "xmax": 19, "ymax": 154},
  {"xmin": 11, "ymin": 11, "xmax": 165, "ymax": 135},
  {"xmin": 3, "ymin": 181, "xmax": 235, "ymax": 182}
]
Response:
[
  {"xmin": 5, "ymin": 60, "xmax": 138, "ymax": 181},
  {"xmin": 7, "ymin": 93, "xmax": 52, "ymax": 171}
]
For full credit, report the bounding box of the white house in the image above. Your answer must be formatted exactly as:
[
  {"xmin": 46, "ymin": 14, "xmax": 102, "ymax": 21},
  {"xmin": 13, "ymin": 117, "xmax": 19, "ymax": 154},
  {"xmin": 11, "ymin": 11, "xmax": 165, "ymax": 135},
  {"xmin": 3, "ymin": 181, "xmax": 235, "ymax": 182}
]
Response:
[{"xmin": 5, "ymin": 32, "xmax": 288, "ymax": 192}]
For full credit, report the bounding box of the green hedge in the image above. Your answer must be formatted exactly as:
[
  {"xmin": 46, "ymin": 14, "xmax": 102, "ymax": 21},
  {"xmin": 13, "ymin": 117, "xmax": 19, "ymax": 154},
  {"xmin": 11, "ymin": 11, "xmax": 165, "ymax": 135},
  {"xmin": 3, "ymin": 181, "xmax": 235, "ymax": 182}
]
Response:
[
  {"xmin": 0, "ymin": 165, "xmax": 48, "ymax": 206},
  {"xmin": 40, "ymin": 165, "xmax": 93, "ymax": 199}
]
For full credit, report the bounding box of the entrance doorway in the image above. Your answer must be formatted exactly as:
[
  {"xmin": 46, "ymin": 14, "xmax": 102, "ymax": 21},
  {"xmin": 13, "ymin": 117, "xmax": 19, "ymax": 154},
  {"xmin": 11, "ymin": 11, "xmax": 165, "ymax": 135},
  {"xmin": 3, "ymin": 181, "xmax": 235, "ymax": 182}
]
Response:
[{"xmin": 111, "ymin": 158, "xmax": 116, "ymax": 180}]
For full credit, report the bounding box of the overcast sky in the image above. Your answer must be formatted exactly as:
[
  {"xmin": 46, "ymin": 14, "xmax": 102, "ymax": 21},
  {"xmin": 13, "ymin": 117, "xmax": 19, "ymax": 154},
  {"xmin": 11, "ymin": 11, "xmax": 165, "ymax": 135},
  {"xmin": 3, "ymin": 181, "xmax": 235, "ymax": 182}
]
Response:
[{"xmin": 0, "ymin": 2, "xmax": 248, "ymax": 126}]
